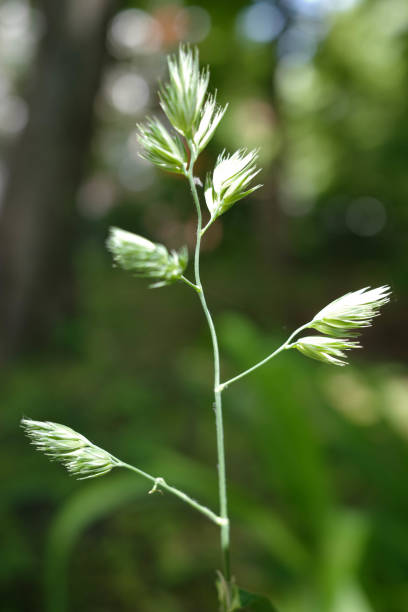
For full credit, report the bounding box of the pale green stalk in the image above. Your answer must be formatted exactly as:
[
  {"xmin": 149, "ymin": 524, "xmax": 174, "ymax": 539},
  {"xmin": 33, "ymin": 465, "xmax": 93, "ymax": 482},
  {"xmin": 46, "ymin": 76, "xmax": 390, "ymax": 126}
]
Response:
[
  {"xmin": 184, "ymin": 161, "xmax": 231, "ymax": 583},
  {"xmin": 181, "ymin": 275, "xmax": 201, "ymax": 292},
  {"xmin": 201, "ymin": 216, "xmax": 216, "ymax": 237},
  {"xmin": 217, "ymin": 322, "xmax": 311, "ymax": 391},
  {"xmin": 117, "ymin": 460, "xmax": 225, "ymax": 526}
]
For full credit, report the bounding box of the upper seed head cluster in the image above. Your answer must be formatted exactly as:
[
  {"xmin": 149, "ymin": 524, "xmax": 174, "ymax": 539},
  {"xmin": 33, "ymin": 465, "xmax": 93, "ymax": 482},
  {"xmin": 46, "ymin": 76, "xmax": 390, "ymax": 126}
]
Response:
[{"xmin": 113, "ymin": 45, "xmax": 261, "ymax": 290}]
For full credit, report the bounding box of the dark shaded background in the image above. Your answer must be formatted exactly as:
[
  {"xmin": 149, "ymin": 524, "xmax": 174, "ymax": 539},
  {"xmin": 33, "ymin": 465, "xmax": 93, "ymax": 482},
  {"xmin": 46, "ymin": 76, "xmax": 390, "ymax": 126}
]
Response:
[{"xmin": 1, "ymin": 0, "xmax": 408, "ymax": 610}]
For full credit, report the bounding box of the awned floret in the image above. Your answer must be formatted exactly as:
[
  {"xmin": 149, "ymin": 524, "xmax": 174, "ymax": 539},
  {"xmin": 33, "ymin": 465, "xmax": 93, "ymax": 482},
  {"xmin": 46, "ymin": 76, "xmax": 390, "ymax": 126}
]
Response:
[
  {"xmin": 204, "ymin": 149, "xmax": 262, "ymax": 222},
  {"xmin": 294, "ymin": 336, "xmax": 361, "ymax": 367},
  {"xmin": 21, "ymin": 418, "xmax": 117, "ymax": 479},
  {"xmin": 137, "ymin": 117, "xmax": 188, "ymax": 174},
  {"xmin": 106, "ymin": 227, "xmax": 188, "ymax": 288},
  {"xmin": 310, "ymin": 286, "xmax": 391, "ymax": 337},
  {"xmin": 159, "ymin": 45, "xmax": 209, "ymax": 139}
]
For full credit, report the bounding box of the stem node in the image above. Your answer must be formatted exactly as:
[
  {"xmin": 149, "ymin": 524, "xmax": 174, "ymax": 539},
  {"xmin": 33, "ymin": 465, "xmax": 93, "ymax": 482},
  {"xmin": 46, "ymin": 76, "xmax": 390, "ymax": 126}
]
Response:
[{"xmin": 149, "ymin": 477, "xmax": 166, "ymax": 494}]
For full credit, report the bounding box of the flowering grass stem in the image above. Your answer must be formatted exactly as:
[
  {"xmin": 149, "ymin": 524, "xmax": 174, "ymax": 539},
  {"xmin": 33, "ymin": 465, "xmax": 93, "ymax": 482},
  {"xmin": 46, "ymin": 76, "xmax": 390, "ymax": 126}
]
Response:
[{"xmin": 21, "ymin": 45, "xmax": 392, "ymax": 611}]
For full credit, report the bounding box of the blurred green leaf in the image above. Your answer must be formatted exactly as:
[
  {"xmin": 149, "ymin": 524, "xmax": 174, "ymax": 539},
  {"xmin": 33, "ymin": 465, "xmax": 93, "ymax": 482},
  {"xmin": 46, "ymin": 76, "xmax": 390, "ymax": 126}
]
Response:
[
  {"xmin": 318, "ymin": 510, "xmax": 373, "ymax": 612},
  {"xmin": 237, "ymin": 588, "xmax": 279, "ymax": 611},
  {"xmin": 45, "ymin": 473, "xmax": 149, "ymax": 612},
  {"xmin": 217, "ymin": 573, "xmax": 278, "ymax": 612}
]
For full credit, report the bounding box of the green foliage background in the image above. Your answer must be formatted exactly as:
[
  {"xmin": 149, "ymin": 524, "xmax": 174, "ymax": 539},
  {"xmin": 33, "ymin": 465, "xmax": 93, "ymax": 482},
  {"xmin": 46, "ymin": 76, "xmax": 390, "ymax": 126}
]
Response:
[{"xmin": 2, "ymin": 0, "xmax": 408, "ymax": 611}]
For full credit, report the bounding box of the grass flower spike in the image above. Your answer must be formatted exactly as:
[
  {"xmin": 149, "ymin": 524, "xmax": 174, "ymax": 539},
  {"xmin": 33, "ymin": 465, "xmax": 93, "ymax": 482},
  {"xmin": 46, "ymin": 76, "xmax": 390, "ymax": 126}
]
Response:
[
  {"xmin": 21, "ymin": 418, "xmax": 117, "ymax": 479},
  {"xmin": 159, "ymin": 45, "xmax": 209, "ymax": 139},
  {"xmin": 310, "ymin": 285, "xmax": 391, "ymax": 337},
  {"xmin": 137, "ymin": 117, "xmax": 188, "ymax": 174},
  {"xmin": 204, "ymin": 149, "xmax": 262, "ymax": 226},
  {"xmin": 293, "ymin": 336, "xmax": 361, "ymax": 366},
  {"xmin": 107, "ymin": 227, "xmax": 187, "ymax": 288}
]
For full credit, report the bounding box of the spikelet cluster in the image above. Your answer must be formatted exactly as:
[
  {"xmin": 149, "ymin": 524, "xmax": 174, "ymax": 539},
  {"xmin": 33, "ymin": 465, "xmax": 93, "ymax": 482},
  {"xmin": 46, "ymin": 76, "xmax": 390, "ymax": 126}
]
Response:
[
  {"xmin": 21, "ymin": 418, "xmax": 116, "ymax": 479},
  {"xmin": 137, "ymin": 118, "xmax": 188, "ymax": 174},
  {"xmin": 294, "ymin": 336, "xmax": 361, "ymax": 367},
  {"xmin": 138, "ymin": 46, "xmax": 227, "ymax": 172},
  {"xmin": 159, "ymin": 45, "xmax": 209, "ymax": 139},
  {"xmin": 294, "ymin": 286, "xmax": 391, "ymax": 366},
  {"xmin": 204, "ymin": 149, "xmax": 261, "ymax": 221},
  {"xmin": 310, "ymin": 286, "xmax": 391, "ymax": 337},
  {"xmin": 107, "ymin": 227, "xmax": 187, "ymax": 288}
]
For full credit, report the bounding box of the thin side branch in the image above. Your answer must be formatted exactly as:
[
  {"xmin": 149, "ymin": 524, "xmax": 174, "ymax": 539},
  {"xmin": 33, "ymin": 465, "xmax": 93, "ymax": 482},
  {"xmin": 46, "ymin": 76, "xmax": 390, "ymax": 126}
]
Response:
[
  {"xmin": 217, "ymin": 322, "xmax": 312, "ymax": 391},
  {"xmin": 117, "ymin": 461, "xmax": 223, "ymax": 526},
  {"xmin": 181, "ymin": 275, "xmax": 201, "ymax": 292}
]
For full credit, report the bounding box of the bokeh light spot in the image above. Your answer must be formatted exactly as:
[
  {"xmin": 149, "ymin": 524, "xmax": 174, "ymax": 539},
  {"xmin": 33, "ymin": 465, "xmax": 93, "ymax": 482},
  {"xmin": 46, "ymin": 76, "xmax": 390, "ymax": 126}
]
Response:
[
  {"xmin": 0, "ymin": 0, "xmax": 30, "ymax": 31},
  {"xmin": 77, "ymin": 174, "xmax": 118, "ymax": 220},
  {"xmin": 104, "ymin": 70, "xmax": 149, "ymax": 116},
  {"xmin": 236, "ymin": 2, "xmax": 285, "ymax": 44},
  {"xmin": 287, "ymin": 0, "xmax": 361, "ymax": 16},
  {"xmin": 175, "ymin": 6, "xmax": 211, "ymax": 43},
  {"xmin": 0, "ymin": 160, "xmax": 7, "ymax": 210},
  {"xmin": 346, "ymin": 197, "xmax": 386, "ymax": 237},
  {"xmin": 117, "ymin": 155, "xmax": 154, "ymax": 193},
  {"xmin": 108, "ymin": 9, "xmax": 162, "ymax": 58},
  {"xmin": 278, "ymin": 22, "xmax": 321, "ymax": 60},
  {"xmin": 0, "ymin": 95, "xmax": 28, "ymax": 135}
]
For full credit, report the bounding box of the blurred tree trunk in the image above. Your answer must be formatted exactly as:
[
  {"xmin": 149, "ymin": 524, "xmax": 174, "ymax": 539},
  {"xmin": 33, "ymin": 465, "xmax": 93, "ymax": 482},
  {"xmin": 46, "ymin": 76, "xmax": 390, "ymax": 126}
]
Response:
[{"xmin": 0, "ymin": 0, "xmax": 117, "ymax": 361}]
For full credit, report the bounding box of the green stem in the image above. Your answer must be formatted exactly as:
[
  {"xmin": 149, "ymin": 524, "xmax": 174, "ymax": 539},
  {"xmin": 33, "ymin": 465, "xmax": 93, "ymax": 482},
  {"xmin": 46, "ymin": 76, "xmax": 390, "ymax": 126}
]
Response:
[
  {"xmin": 218, "ymin": 322, "xmax": 311, "ymax": 391},
  {"xmin": 186, "ymin": 167, "xmax": 231, "ymax": 583},
  {"xmin": 181, "ymin": 275, "xmax": 201, "ymax": 292},
  {"xmin": 117, "ymin": 461, "xmax": 224, "ymax": 526},
  {"xmin": 201, "ymin": 216, "xmax": 216, "ymax": 237}
]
